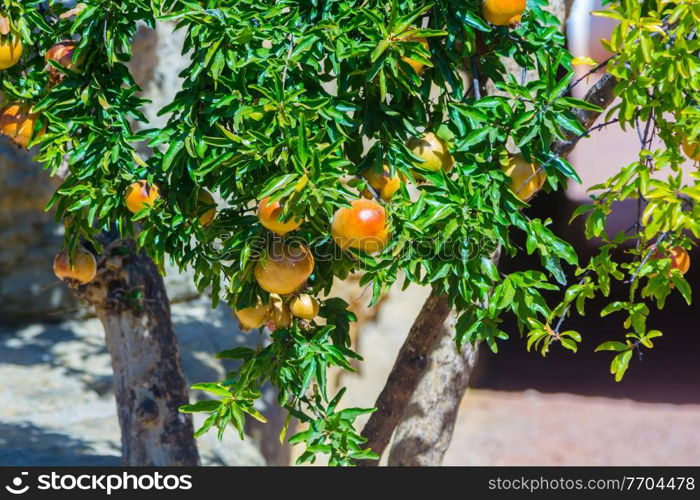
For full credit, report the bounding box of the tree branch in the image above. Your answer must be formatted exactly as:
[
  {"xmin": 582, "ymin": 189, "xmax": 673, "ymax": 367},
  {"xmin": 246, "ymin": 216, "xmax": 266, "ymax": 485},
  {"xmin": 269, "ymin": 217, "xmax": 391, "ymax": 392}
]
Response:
[
  {"xmin": 356, "ymin": 289, "xmax": 451, "ymax": 466},
  {"xmin": 387, "ymin": 311, "xmax": 479, "ymax": 466},
  {"xmin": 552, "ymin": 73, "xmax": 618, "ymax": 157}
]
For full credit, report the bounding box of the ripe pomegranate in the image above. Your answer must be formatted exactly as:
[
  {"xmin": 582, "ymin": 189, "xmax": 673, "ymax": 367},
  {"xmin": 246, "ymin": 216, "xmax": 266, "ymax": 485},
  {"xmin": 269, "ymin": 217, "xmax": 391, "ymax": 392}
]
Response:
[
  {"xmin": 235, "ymin": 298, "xmax": 270, "ymax": 330},
  {"xmin": 197, "ymin": 190, "xmax": 216, "ymax": 226},
  {"xmin": 681, "ymin": 137, "xmax": 700, "ymax": 162},
  {"xmin": 482, "ymin": 0, "xmax": 526, "ymax": 26},
  {"xmin": 269, "ymin": 294, "xmax": 292, "ymax": 329},
  {"xmin": 331, "ymin": 199, "xmax": 389, "ymax": 253},
  {"xmin": 406, "ymin": 132, "xmax": 454, "ymax": 176},
  {"xmin": 502, "ymin": 154, "xmax": 546, "ymax": 201},
  {"xmin": 401, "ymin": 37, "xmax": 429, "ymax": 74},
  {"xmin": 0, "ymin": 15, "xmax": 22, "ymax": 70},
  {"xmin": 125, "ymin": 180, "xmax": 160, "ymax": 214},
  {"xmin": 362, "ymin": 164, "xmax": 402, "ymax": 201},
  {"xmin": 53, "ymin": 248, "xmax": 97, "ymax": 286},
  {"xmin": 258, "ymin": 197, "xmax": 302, "ymax": 235},
  {"xmin": 255, "ymin": 240, "xmax": 315, "ymax": 295},
  {"xmin": 652, "ymin": 245, "xmax": 690, "ymax": 276},
  {"xmin": 0, "ymin": 103, "xmax": 45, "ymax": 148},
  {"xmin": 289, "ymin": 294, "xmax": 320, "ymax": 320},
  {"xmin": 46, "ymin": 40, "xmax": 83, "ymax": 82}
]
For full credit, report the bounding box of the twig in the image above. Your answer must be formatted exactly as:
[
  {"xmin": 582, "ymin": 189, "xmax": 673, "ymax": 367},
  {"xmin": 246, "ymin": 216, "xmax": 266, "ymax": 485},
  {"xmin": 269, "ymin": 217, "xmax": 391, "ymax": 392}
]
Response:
[
  {"xmin": 553, "ymin": 271, "xmax": 590, "ymax": 333},
  {"xmin": 280, "ymin": 34, "xmax": 296, "ymax": 91},
  {"xmin": 625, "ymin": 232, "xmax": 668, "ymax": 284},
  {"xmin": 470, "ymin": 55, "xmax": 481, "ymax": 100}
]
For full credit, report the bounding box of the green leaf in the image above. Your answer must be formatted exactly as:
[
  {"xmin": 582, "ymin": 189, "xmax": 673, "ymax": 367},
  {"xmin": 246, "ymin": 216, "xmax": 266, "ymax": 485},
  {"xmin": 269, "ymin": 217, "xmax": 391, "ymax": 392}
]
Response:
[
  {"xmin": 671, "ymin": 274, "xmax": 692, "ymax": 305},
  {"xmin": 191, "ymin": 383, "xmax": 231, "ymax": 398},
  {"xmin": 258, "ymin": 174, "xmax": 298, "ymax": 199},
  {"xmin": 180, "ymin": 400, "xmax": 222, "ymax": 413},
  {"xmin": 595, "ymin": 341, "xmax": 628, "ymax": 352}
]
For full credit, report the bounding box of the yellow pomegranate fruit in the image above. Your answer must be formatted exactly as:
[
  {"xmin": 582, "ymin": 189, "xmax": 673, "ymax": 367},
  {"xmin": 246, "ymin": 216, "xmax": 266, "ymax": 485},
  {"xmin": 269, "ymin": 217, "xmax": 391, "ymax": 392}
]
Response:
[
  {"xmin": 502, "ymin": 154, "xmax": 546, "ymax": 201},
  {"xmin": 269, "ymin": 294, "xmax": 293, "ymax": 329},
  {"xmin": 289, "ymin": 294, "xmax": 320, "ymax": 320},
  {"xmin": 331, "ymin": 198, "xmax": 389, "ymax": 253},
  {"xmin": 681, "ymin": 137, "xmax": 700, "ymax": 162},
  {"xmin": 482, "ymin": 0, "xmax": 527, "ymax": 26},
  {"xmin": 258, "ymin": 197, "xmax": 302, "ymax": 235},
  {"xmin": 125, "ymin": 180, "xmax": 160, "ymax": 214},
  {"xmin": 0, "ymin": 14, "xmax": 22, "ymax": 70},
  {"xmin": 255, "ymin": 240, "xmax": 315, "ymax": 295},
  {"xmin": 0, "ymin": 103, "xmax": 45, "ymax": 148},
  {"xmin": 196, "ymin": 190, "xmax": 217, "ymax": 226},
  {"xmin": 53, "ymin": 248, "xmax": 97, "ymax": 286},
  {"xmin": 234, "ymin": 298, "xmax": 270, "ymax": 330},
  {"xmin": 401, "ymin": 37, "xmax": 429, "ymax": 74},
  {"xmin": 406, "ymin": 132, "xmax": 454, "ymax": 175},
  {"xmin": 362, "ymin": 164, "xmax": 402, "ymax": 201}
]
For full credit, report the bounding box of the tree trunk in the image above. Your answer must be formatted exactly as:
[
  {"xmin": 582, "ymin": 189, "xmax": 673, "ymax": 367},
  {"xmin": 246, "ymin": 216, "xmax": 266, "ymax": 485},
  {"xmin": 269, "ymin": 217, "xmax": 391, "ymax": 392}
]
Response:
[
  {"xmin": 357, "ymin": 290, "xmax": 451, "ymax": 466},
  {"xmin": 77, "ymin": 235, "xmax": 199, "ymax": 466},
  {"xmin": 387, "ymin": 312, "xmax": 479, "ymax": 466}
]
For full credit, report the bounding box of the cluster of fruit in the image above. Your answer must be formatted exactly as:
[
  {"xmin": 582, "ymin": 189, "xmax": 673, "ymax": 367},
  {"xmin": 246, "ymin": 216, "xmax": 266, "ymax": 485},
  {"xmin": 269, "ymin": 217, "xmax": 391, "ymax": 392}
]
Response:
[
  {"xmin": 231, "ymin": 0, "xmax": 561, "ymax": 332},
  {"xmin": 9, "ymin": 1, "xmax": 693, "ymax": 323},
  {"xmin": 0, "ymin": 13, "xmax": 82, "ymax": 148},
  {"xmin": 53, "ymin": 180, "xmax": 216, "ymax": 287}
]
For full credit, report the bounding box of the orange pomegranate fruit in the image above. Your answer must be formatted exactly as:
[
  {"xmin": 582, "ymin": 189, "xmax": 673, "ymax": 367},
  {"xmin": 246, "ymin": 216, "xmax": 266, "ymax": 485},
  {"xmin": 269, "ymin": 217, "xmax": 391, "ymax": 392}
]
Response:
[
  {"xmin": 331, "ymin": 199, "xmax": 389, "ymax": 253},
  {"xmin": 234, "ymin": 298, "xmax": 270, "ymax": 330},
  {"xmin": 196, "ymin": 190, "xmax": 217, "ymax": 226},
  {"xmin": 0, "ymin": 103, "xmax": 45, "ymax": 148},
  {"xmin": 46, "ymin": 40, "xmax": 83, "ymax": 78},
  {"xmin": 258, "ymin": 197, "xmax": 302, "ymax": 235},
  {"xmin": 255, "ymin": 240, "xmax": 315, "ymax": 295},
  {"xmin": 269, "ymin": 294, "xmax": 293, "ymax": 329},
  {"xmin": 681, "ymin": 137, "xmax": 700, "ymax": 162},
  {"xmin": 125, "ymin": 180, "xmax": 160, "ymax": 214},
  {"xmin": 482, "ymin": 0, "xmax": 527, "ymax": 26},
  {"xmin": 652, "ymin": 246, "xmax": 690, "ymax": 276},
  {"xmin": 53, "ymin": 248, "xmax": 97, "ymax": 286}
]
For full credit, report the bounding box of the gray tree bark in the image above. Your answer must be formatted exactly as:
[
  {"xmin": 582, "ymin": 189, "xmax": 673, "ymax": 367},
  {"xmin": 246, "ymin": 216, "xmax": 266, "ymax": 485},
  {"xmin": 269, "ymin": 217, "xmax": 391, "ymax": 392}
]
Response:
[
  {"xmin": 387, "ymin": 311, "xmax": 479, "ymax": 466},
  {"xmin": 77, "ymin": 235, "xmax": 199, "ymax": 466},
  {"xmin": 357, "ymin": 290, "xmax": 451, "ymax": 465}
]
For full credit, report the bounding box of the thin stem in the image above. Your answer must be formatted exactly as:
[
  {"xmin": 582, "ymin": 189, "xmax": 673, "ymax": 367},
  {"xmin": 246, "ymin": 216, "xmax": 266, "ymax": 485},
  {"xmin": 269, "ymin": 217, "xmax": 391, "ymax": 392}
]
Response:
[
  {"xmin": 470, "ymin": 55, "xmax": 481, "ymax": 100},
  {"xmin": 281, "ymin": 34, "xmax": 296, "ymax": 91},
  {"xmin": 553, "ymin": 271, "xmax": 590, "ymax": 333},
  {"xmin": 567, "ymin": 55, "xmax": 615, "ymax": 94}
]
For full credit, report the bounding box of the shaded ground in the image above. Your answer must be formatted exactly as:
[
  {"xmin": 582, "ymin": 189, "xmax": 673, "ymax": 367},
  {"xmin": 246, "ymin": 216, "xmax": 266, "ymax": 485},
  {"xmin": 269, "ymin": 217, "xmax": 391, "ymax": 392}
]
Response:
[{"xmin": 0, "ymin": 297, "xmax": 266, "ymax": 466}]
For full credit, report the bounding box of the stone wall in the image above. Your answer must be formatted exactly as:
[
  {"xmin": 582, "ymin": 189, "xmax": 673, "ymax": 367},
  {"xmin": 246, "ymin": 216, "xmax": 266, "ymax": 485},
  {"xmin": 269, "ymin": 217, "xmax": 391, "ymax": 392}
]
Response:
[{"xmin": 0, "ymin": 145, "xmax": 70, "ymax": 322}]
